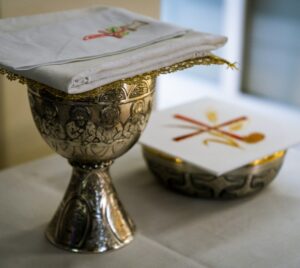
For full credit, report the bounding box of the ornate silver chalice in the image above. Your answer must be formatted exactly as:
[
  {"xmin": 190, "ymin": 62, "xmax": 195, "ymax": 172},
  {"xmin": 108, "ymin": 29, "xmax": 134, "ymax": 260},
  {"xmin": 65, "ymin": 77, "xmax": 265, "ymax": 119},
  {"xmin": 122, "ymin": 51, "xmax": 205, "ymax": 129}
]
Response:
[
  {"xmin": 27, "ymin": 76, "xmax": 154, "ymax": 253},
  {"xmin": 0, "ymin": 54, "xmax": 233, "ymax": 253}
]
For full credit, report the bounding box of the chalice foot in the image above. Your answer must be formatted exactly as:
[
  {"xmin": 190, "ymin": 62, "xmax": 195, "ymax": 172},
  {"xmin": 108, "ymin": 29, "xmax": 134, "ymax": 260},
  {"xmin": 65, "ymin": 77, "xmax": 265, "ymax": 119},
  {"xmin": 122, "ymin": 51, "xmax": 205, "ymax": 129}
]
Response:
[{"xmin": 45, "ymin": 161, "xmax": 135, "ymax": 253}]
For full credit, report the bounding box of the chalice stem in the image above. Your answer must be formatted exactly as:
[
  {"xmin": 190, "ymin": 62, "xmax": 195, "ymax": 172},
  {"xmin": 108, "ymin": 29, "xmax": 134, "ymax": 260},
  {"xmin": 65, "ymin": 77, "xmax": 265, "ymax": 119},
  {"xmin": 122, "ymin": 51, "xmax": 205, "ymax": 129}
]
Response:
[{"xmin": 45, "ymin": 161, "xmax": 135, "ymax": 253}]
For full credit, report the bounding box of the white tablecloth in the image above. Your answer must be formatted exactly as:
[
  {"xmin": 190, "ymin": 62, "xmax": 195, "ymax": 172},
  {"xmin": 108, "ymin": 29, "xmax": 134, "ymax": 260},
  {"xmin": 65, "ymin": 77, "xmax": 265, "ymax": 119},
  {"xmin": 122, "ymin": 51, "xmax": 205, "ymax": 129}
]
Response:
[{"xmin": 1, "ymin": 145, "xmax": 300, "ymax": 268}]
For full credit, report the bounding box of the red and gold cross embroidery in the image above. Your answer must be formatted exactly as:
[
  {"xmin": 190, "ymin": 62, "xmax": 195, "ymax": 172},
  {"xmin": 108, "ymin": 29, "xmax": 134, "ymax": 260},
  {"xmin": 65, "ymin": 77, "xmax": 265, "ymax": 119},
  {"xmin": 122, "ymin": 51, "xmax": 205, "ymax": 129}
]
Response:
[
  {"xmin": 173, "ymin": 111, "xmax": 265, "ymax": 148},
  {"xmin": 83, "ymin": 20, "xmax": 149, "ymax": 41}
]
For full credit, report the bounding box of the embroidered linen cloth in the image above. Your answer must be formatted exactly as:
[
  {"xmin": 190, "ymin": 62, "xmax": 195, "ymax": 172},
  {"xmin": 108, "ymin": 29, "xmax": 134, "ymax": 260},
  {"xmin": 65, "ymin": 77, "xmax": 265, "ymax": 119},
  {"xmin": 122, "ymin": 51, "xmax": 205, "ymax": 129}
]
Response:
[{"xmin": 0, "ymin": 6, "xmax": 227, "ymax": 94}]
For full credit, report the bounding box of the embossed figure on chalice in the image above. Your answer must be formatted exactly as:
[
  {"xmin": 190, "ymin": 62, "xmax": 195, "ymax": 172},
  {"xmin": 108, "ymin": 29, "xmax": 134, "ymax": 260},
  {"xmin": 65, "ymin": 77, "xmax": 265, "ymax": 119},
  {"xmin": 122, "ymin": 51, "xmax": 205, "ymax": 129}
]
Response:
[
  {"xmin": 123, "ymin": 100, "xmax": 146, "ymax": 139},
  {"xmin": 41, "ymin": 102, "xmax": 65, "ymax": 139},
  {"xmin": 37, "ymin": 102, "xmax": 66, "ymax": 152},
  {"xmin": 96, "ymin": 105, "xmax": 123, "ymax": 144},
  {"xmin": 66, "ymin": 106, "xmax": 96, "ymax": 145}
]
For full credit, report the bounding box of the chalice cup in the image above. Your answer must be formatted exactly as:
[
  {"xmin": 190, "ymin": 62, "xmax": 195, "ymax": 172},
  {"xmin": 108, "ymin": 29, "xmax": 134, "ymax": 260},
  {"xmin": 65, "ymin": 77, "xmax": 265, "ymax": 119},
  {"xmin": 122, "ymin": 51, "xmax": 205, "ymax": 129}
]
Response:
[{"xmin": 27, "ymin": 77, "xmax": 155, "ymax": 253}]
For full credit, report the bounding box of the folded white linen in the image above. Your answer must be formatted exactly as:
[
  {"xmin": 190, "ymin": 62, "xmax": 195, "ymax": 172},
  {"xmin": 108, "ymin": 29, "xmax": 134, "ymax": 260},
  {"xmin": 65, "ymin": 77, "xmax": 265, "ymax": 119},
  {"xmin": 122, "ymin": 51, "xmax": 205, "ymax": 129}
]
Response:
[
  {"xmin": 0, "ymin": 6, "xmax": 227, "ymax": 94},
  {"xmin": 0, "ymin": 6, "xmax": 188, "ymax": 70}
]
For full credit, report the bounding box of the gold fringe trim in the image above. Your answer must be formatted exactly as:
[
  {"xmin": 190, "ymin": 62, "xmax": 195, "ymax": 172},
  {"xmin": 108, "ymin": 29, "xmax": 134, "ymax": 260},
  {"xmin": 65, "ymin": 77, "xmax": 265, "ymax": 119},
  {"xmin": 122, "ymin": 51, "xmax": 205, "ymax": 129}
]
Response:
[{"xmin": 0, "ymin": 54, "xmax": 236, "ymax": 100}]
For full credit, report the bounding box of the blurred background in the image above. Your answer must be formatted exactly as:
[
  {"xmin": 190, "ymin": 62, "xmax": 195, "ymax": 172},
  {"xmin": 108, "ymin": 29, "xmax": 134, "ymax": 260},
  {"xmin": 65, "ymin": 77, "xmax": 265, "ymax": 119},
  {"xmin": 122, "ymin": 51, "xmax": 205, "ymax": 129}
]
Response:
[
  {"xmin": 0, "ymin": 0, "xmax": 299, "ymax": 169},
  {"xmin": 158, "ymin": 0, "xmax": 300, "ymax": 109}
]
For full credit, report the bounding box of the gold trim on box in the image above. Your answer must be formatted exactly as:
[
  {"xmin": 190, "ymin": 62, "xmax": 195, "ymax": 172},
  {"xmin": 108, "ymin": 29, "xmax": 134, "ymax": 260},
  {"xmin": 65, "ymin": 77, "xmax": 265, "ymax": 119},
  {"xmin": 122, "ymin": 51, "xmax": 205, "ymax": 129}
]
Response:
[
  {"xmin": 143, "ymin": 146, "xmax": 184, "ymax": 165},
  {"xmin": 143, "ymin": 145, "xmax": 286, "ymax": 169},
  {"xmin": 0, "ymin": 54, "xmax": 236, "ymax": 100},
  {"xmin": 249, "ymin": 150, "xmax": 286, "ymax": 167}
]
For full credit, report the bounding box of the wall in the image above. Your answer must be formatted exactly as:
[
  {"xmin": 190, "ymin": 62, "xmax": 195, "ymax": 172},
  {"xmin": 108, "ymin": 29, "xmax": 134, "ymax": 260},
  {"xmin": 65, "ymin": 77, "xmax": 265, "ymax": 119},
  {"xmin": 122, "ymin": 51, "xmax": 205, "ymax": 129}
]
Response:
[{"xmin": 0, "ymin": 0, "xmax": 160, "ymax": 169}]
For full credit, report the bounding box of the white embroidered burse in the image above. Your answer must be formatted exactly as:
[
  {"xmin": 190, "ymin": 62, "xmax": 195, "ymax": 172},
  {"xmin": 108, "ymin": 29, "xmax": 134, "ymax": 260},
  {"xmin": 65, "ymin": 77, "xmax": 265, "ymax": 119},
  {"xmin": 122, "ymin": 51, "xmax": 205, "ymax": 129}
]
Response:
[{"xmin": 0, "ymin": 6, "xmax": 227, "ymax": 94}]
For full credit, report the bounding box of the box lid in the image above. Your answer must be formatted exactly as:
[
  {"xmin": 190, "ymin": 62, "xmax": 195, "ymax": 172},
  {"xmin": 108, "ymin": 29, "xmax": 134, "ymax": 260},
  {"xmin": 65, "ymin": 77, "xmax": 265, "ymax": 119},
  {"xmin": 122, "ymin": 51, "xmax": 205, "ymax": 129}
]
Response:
[{"xmin": 140, "ymin": 97, "xmax": 300, "ymax": 175}]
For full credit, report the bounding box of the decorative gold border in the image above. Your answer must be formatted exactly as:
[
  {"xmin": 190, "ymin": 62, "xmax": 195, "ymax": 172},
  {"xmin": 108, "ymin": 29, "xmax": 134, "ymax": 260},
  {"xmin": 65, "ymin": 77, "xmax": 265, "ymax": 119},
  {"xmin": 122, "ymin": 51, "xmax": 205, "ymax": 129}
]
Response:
[
  {"xmin": 143, "ymin": 145, "xmax": 286, "ymax": 169},
  {"xmin": 0, "ymin": 54, "xmax": 236, "ymax": 100},
  {"xmin": 250, "ymin": 150, "xmax": 286, "ymax": 166}
]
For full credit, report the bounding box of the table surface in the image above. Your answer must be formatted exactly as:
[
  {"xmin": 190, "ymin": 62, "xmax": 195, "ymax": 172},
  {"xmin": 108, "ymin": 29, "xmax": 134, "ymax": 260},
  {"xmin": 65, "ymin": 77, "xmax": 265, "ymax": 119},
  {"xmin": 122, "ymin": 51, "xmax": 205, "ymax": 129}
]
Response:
[{"xmin": 1, "ymin": 145, "xmax": 300, "ymax": 268}]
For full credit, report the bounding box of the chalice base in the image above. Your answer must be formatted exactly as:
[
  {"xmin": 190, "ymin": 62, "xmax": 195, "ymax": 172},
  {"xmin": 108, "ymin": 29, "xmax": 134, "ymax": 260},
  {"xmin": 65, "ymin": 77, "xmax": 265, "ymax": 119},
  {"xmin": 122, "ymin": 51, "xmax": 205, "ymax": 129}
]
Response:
[{"xmin": 45, "ymin": 162, "xmax": 135, "ymax": 253}]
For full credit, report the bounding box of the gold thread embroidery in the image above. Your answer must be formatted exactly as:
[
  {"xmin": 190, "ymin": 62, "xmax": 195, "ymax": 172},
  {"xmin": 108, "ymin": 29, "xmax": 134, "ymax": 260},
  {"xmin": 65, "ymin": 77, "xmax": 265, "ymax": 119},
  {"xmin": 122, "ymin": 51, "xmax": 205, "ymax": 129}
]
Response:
[
  {"xmin": 173, "ymin": 111, "xmax": 265, "ymax": 148},
  {"xmin": 83, "ymin": 20, "xmax": 149, "ymax": 41}
]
